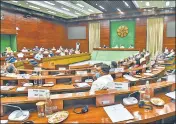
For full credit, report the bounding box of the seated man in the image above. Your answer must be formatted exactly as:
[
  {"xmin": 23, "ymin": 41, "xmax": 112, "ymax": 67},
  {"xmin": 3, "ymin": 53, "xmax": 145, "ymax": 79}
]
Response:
[
  {"xmin": 48, "ymin": 51, "xmax": 54, "ymax": 57},
  {"xmin": 90, "ymin": 64, "xmax": 113, "ymax": 93},
  {"xmin": 129, "ymin": 44, "xmax": 134, "ymax": 48},
  {"xmin": 166, "ymin": 49, "xmax": 175, "ymax": 58},
  {"xmin": 21, "ymin": 47, "xmax": 28, "ymax": 53},
  {"xmin": 109, "ymin": 61, "xmax": 118, "ymax": 73},
  {"xmin": 75, "ymin": 49, "xmax": 80, "ymax": 54},
  {"xmin": 4, "ymin": 61, "xmax": 17, "ymax": 73},
  {"xmin": 120, "ymin": 44, "xmax": 125, "ymax": 48},
  {"xmin": 34, "ymin": 51, "xmax": 43, "ymax": 61},
  {"xmin": 6, "ymin": 53, "xmax": 17, "ymax": 63},
  {"xmin": 164, "ymin": 47, "xmax": 169, "ymax": 55},
  {"xmin": 33, "ymin": 46, "xmax": 39, "ymax": 52},
  {"xmin": 17, "ymin": 52, "xmax": 24, "ymax": 60}
]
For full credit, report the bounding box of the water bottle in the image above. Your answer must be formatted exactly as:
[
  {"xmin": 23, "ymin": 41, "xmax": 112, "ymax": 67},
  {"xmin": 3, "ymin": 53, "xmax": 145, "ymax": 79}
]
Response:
[
  {"xmin": 45, "ymin": 90, "xmax": 53, "ymax": 117},
  {"xmin": 144, "ymin": 81, "xmax": 150, "ymax": 103}
]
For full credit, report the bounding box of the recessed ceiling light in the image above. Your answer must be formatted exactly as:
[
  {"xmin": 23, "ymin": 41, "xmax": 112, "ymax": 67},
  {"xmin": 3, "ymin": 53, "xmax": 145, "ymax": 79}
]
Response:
[
  {"xmin": 62, "ymin": 8, "xmax": 70, "ymax": 11},
  {"xmin": 123, "ymin": 1, "xmax": 130, "ymax": 8},
  {"xmin": 96, "ymin": 3, "xmax": 98, "ymax": 5},
  {"xmin": 29, "ymin": 5, "xmax": 40, "ymax": 10},
  {"xmin": 12, "ymin": 1, "xmax": 18, "ymax": 3},
  {"xmin": 99, "ymin": 6, "xmax": 105, "ymax": 10},
  {"xmin": 47, "ymin": 11, "xmax": 56, "ymax": 14},
  {"xmin": 19, "ymin": 4, "xmax": 21, "ymax": 5},
  {"xmin": 44, "ymin": 1, "xmax": 55, "ymax": 6},
  {"xmin": 146, "ymin": 2, "xmax": 150, "ymax": 6},
  {"xmin": 88, "ymin": 9, "xmax": 94, "ymax": 12},
  {"xmin": 117, "ymin": 8, "xmax": 122, "ymax": 12},
  {"xmin": 166, "ymin": 1, "xmax": 170, "ymax": 6},
  {"xmin": 76, "ymin": 3, "xmax": 84, "ymax": 8}
]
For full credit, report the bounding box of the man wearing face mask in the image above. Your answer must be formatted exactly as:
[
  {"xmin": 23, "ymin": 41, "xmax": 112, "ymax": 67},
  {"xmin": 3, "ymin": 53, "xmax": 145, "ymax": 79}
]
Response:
[{"xmin": 90, "ymin": 64, "xmax": 114, "ymax": 93}]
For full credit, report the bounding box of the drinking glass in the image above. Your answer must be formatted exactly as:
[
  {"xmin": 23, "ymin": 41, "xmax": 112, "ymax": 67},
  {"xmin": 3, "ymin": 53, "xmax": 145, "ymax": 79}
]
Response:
[{"xmin": 36, "ymin": 102, "xmax": 45, "ymax": 117}]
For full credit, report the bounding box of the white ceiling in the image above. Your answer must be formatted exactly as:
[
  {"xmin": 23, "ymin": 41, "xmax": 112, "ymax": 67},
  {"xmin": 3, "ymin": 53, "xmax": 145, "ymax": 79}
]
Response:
[
  {"xmin": 133, "ymin": 1, "xmax": 175, "ymax": 9},
  {"xmin": 4, "ymin": 0, "xmax": 103, "ymax": 19}
]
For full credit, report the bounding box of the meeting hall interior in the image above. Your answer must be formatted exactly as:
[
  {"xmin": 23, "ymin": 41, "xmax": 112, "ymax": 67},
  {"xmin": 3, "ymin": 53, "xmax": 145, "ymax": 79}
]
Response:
[{"xmin": 0, "ymin": 0, "xmax": 175, "ymax": 124}]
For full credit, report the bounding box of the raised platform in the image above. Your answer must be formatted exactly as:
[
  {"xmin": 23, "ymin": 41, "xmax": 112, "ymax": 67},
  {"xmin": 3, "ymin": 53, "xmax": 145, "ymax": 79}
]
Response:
[{"xmin": 91, "ymin": 48, "xmax": 139, "ymax": 61}]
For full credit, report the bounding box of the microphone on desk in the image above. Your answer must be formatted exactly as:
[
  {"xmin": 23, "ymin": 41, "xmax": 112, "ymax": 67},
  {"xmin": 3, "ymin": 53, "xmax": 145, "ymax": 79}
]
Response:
[
  {"xmin": 123, "ymin": 91, "xmax": 140, "ymax": 106},
  {"xmin": 2, "ymin": 104, "xmax": 30, "ymax": 121}
]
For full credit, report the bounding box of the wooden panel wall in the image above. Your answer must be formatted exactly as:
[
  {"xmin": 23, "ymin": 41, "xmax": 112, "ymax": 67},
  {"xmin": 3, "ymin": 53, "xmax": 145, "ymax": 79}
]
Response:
[
  {"xmin": 100, "ymin": 20, "xmax": 110, "ymax": 47},
  {"xmin": 163, "ymin": 16, "xmax": 175, "ymax": 50},
  {"xmin": 63, "ymin": 23, "xmax": 89, "ymax": 52},
  {"xmin": 1, "ymin": 10, "xmax": 66, "ymax": 51},
  {"xmin": 1, "ymin": 9, "xmax": 175, "ymax": 52},
  {"xmin": 100, "ymin": 15, "xmax": 175, "ymax": 51}
]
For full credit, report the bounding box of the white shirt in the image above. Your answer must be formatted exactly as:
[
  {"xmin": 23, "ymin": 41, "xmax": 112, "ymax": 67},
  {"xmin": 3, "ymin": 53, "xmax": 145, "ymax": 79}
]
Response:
[
  {"xmin": 164, "ymin": 48, "xmax": 169, "ymax": 54},
  {"xmin": 140, "ymin": 57, "xmax": 146, "ymax": 64},
  {"xmin": 120, "ymin": 46, "xmax": 125, "ymax": 48},
  {"xmin": 60, "ymin": 52, "xmax": 65, "ymax": 56},
  {"xmin": 21, "ymin": 49, "xmax": 28, "ymax": 53},
  {"xmin": 17, "ymin": 52, "xmax": 24, "ymax": 58},
  {"xmin": 167, "ymin": 52, "xmax": 175, "ymax": 57},
  {"xmin": 34, "ymin": 53, "xmax": 43, "ymax": 60},
  {"xmin": 90, "ymin": 75, "xmax": 113, "ymax": 93}
]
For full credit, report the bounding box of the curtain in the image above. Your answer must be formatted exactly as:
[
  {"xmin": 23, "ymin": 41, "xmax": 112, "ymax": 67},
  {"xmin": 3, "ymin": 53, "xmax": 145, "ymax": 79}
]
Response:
[
  {"xmin": 147, "ymin": 18, "xmax": 164, "ymax": 58},
  {"xmin": 89, "ymin": 22, "xmax": 100, "ymax": 53}
]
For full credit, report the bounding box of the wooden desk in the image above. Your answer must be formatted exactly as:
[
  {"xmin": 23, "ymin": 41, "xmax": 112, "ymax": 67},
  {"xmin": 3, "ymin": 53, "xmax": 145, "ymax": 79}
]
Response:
[
  {"xmin": 1, "ymin": 81, "xmax": 174, "ymax": 105},
  {"xmin": 1, "ymin": 92, "xmax": 175, "ymax": 123},
  {"xmin": 93, "ymin": 48, "xmax": 139, "ymax": 51}
]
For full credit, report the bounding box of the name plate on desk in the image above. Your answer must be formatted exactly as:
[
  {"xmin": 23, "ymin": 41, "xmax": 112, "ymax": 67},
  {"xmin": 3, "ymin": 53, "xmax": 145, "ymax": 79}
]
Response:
[
  {"xmin": 114, "ymin": 82, "xmax": 129, "ymax": 90},
  {"xmin": 76, "ymin": 71, "xmax": 87, "ymax": 75},
  {"xmin": 96, "ymin": 94, "xmax": 115, "ymax": 107},
  {"xmin": 28, "ymin": 89, "xmax": 49, "ymax": 98},
  {"xmin": 115, "ymin": 68, "xmax": 124, "ymax": 72}
]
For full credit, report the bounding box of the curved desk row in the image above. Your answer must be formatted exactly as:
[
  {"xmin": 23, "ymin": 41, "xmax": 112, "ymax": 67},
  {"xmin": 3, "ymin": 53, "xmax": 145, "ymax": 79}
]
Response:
[
  {"xmin": 11, "ymin": 53, "xmax": 91, "ymax": 69},
  {"xmin": 1, "ymin": 66, "xmax": 165, "ymax": 87},
  {"xmin": 1, "ymin": 81, "xmax": 175, "ymax": 123}
]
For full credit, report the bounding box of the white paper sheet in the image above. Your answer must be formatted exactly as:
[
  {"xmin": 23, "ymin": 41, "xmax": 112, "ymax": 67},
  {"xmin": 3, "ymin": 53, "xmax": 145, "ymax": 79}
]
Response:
[
  {"xmin": 165, "ymin": 91, "xmax": 175, "ymax": 99},
  {"xmin": 143, "ymin": 73, "xmax": 154, "ymax": 76},
  {"xmin": 103, "ymin": 104, "xmax": 134, "ymax": 123},
  {"xmin": 16, "ymin": 87, "xmax": 26, "ymax": 91},
  {"xmin": 123, "ymin": 75, "xmax": 139, "ymax": 81},
  {"xmin": 75, "ymin": 83, "xmax": 90, "ymax": 87}
]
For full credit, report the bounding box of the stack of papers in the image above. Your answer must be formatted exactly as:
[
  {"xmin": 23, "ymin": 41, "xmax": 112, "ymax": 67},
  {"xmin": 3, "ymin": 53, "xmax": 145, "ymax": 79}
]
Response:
[
  {"xmin": 143, "ymin": 73, "xmax": 154, "ymax": 76},
  {"xmin": 103, "ymin": 104, "xmax": 134, "ymax": 123},
  {"xmin": 1, "ymin": 86, "xmax": 15, "ymax": 91},
  {"xmin": 123, "ymin": 75, "xmax": 138, "ymax": 81},
  {"xmin": 16, "ymin": 87, "xmax": 26, "ymax": 91},
  {"xmin": 165, "ymin": 91, "xmax": 175, "ymax": 99},
  {"xmin": 75, "ymin": 83, "xmax": 90, "ymax": 88}
]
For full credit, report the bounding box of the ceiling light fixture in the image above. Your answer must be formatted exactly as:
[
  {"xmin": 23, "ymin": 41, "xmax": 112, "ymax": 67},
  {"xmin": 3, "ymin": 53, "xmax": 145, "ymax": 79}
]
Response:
[
  {"xmin": 88, "ymin": 9, "xmax": 94, "ymax": 12},
  {"xmin": 76, "ymin": 3, "xmax": 84, "ymax": 8},
  {"xmin": 12, "ymin": 1, "xmax": 18, "ymax": 3},
  {"xmin": 132, "ymin": 1, "xmax": 139, "ymax": 8},
  {"xmin": 62, "ymin": 8, "xmax": 70, "ymax": 11},
  {"xmin": 146, "ymin": 2, "xmax": 150, "ymax": 6},
  {"xmin": 117, "ymin": 8, "xmax": 122, "ymax": 12},
  {"xmin": 166, "ymin": 1, "xmax": 170, "ymax": 6},
  {"xmin": 29, "ymin": 5, "xmax": 40, "ymax": 9},
  {"xmin": 99, "ymin": 6, "xmax": 105, "ymax": 10},
  {"xmin": 28, "ymin": 1, "xmax": 78, "ymax": 17},
  {"xmin": 123, "ymin": 1, "xmax": 130, "ymax": 8},
  {"xmin": 44, "ymin": 1, "xmax": 55, "ymax": 6},
  {"xmin": 47, "ymin": 11, "xmax": 56, "ymax": 14}
]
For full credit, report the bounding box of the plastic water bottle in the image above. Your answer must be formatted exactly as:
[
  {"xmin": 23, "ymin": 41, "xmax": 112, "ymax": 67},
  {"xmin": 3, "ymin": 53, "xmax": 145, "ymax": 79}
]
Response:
[
  {"xmin": 144, "ymin": 81, "xmax": 150, "ymax": 103},
  {"xmin": 45, "ymin": 90, "xmax": 53, "ymax": 117}
]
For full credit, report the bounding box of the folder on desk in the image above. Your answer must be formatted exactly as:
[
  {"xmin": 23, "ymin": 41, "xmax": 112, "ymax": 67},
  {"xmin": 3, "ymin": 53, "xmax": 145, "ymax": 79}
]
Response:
[{"xmin": 103, "ymin": 104, "xmax": 134, "ymax": 123}]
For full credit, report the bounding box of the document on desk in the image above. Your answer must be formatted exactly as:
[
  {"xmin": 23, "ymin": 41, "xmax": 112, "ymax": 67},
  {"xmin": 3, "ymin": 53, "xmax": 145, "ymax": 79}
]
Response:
[
  {"xmin": 103, "ymin": 104, "xmax": 134, "ymax": 123},
  {"xmin": 165, "ymin": 91, "xmax": 175, "ymax": 99}
]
